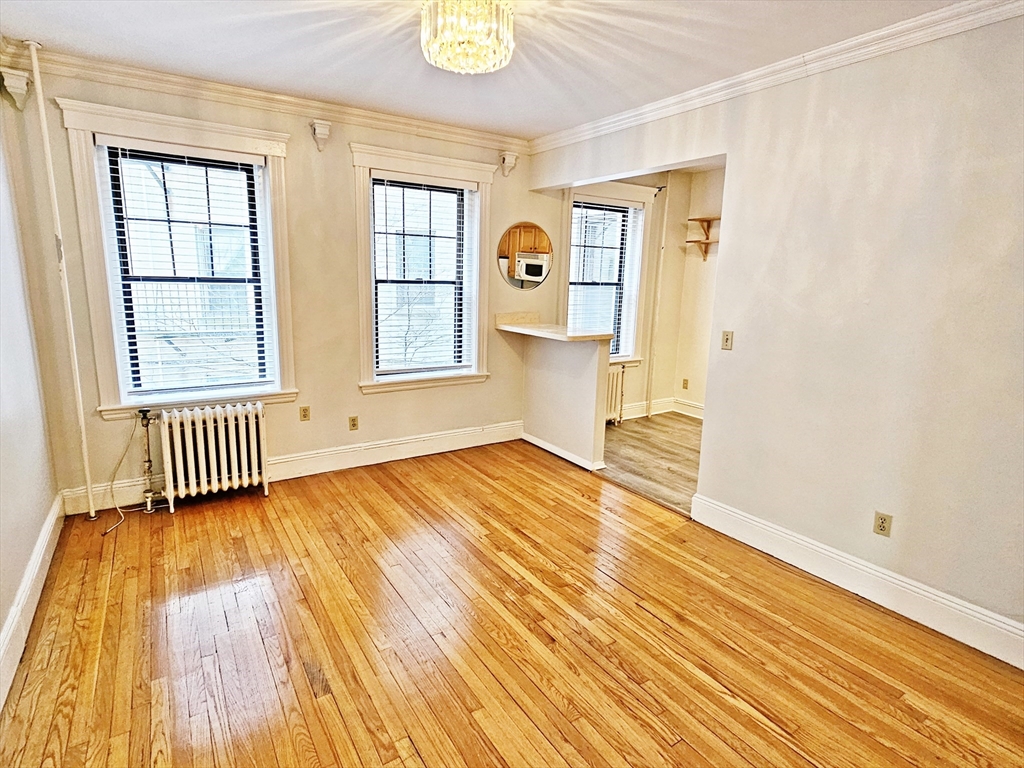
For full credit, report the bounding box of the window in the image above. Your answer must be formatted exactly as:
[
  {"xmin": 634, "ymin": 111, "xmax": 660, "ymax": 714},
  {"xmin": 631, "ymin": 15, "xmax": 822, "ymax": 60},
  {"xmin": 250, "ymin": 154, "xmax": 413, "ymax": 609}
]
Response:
[
  {"xmin": 99, "ymin": 146, "xmax": 277, "ymax": 400},
  {"xmin": 567, "ymin": 201, "xmax": 645, "ymax": 358},
  {"xmin": 351, "ymin": 143, "xmax": 495, "ymax": 393},
  {"xmin": 59, "ymin": 98, "xmax": 296, "ymax": 419},
  {"xmin": 371, "ymin": 179, "xmax": 477, "ymax": 376}
]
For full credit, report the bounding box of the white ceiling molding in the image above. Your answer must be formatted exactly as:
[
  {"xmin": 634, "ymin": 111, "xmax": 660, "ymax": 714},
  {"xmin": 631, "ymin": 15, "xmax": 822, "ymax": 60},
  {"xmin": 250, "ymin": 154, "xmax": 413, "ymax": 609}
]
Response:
[
  {"xmin": 0, "ymin": 39, "xmax": 530, "ymax": 155},
  {"xmin": 57, "ymin": 98, "xmax": 290, "ymax": 157},
  {"xmin": 529, "ymin": 0, "xmax": 1023, "ymax": 155}
]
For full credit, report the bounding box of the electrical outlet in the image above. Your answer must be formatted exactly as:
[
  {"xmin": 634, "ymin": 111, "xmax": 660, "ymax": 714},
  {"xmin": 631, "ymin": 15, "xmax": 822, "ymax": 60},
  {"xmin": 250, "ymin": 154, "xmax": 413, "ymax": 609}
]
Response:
[
  {"xmin": 348, "ymin": 416, "xmax": 359, "ymax": 431},
  {"xmin": 721, "ymin": 331, "xmax": 734, "ymax": 350},
  {"xmin": 873, "ymin": 512, "xmax": 892, "ymax": 537},
  {"xmin": 299, "ymin": 405, "xmax": 311, "ymax": 422},
  {"xmin": 682, "ymin": 378, "xmax": 689, "ymax": 390}
]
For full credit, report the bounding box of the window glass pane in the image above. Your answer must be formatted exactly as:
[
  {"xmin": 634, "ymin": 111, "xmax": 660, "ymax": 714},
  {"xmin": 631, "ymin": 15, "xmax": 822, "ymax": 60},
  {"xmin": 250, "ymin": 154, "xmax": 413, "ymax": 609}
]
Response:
[
  {"xmin": 207, "ymin": 168, "xmax": 250, "ymax": 225},
  {"xmin": 169, "ymin": 222, "xmax": 209, "ymax": 277},
  {"xmin": 403, "ymin": 235, "xmax": 432, "ymax": 280},
  {"xmin": 130, "ymin": 282, "xmax": 263, "ymax": 390},
  {"xmin": 211, "ymin": 226, "xmax": 250, "ymax": 278},
  {"xmin": 126, "ymin": 219, "xmax": 174, "ymax": 276},
  {"xmin": 121, "ymin": 159, "xmax": 168, "ymax": 220},
  {"xmin": 164, "ymin": 164, "xmax": 209, "ymax": 223},
  {"xmin": 375, "ymin": 283, "xmax": 456, "ymax": 371}
]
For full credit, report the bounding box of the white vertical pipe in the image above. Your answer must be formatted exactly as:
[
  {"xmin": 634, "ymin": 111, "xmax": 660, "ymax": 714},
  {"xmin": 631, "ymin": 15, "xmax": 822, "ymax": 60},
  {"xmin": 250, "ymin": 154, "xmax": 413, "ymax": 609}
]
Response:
[
  {"xmin": 644, "ymin": 183, "xmax": 671, "ymax": 419},
  {"xmin": 25, "ymin": 41, "xmax": 97, "ymax": 520}
]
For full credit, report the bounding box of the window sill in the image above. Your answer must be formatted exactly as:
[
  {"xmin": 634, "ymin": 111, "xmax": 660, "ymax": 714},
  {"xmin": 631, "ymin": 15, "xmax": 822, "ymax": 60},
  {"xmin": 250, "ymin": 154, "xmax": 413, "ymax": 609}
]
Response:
[
  {"xmin": 610, "ymin": 357, "xmax": 643, "ymax": 368},
  {"xmin": 97, "ymin": 388, "xmax": 299, "ymax": 421},
  {"xmin": 359, "ymin": 372, "xmax": 489, "ymax": 394}
]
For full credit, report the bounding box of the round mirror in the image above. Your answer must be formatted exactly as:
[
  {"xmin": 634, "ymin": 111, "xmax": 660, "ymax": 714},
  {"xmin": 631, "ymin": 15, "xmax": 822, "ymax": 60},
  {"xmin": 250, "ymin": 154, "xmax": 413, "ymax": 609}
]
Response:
[{"xmin": 497, "ymin": 221, "xmax": 553, "ymax": 290}]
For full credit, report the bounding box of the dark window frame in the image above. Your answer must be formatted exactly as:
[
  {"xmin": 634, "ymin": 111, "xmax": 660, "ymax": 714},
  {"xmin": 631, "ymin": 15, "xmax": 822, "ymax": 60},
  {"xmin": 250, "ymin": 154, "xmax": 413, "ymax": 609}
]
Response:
[
  {"xmin": 569, "ymin": 201, "xmax": 631, "ymax": 356},
  {"xmin": 106, "ymin": 146, "xmax": 268, "ymax": 392},
  {"xmin": 370, "ymin": 178, "xmax": 468, "ymax": 376}
]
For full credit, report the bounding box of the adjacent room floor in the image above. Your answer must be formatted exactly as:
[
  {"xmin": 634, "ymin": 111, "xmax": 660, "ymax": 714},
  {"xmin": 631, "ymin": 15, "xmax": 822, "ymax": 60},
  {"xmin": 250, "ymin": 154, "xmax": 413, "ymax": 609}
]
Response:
[
  {"xmin": 1, "ymin": 440, "xmax": 1021, "ymax": 767},
  {"xmin": 599, "ymin": 411, "xmax": 703, "ymax": 516}
]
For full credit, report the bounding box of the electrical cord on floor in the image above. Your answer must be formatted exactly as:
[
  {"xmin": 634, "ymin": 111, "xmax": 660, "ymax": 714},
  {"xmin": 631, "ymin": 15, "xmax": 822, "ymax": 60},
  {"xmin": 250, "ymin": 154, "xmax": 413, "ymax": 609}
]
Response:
[{"xmin": 101, "ymin": 417, "xmax": 137, "ymax": 536}]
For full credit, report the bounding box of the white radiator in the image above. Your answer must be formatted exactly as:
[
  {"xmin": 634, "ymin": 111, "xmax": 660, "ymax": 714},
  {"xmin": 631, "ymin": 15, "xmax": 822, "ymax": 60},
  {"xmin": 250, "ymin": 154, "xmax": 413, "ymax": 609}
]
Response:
[
  {"xmin": 606, "ymin": 365, "xmax": 625, "ymax": 425},
  {"xmin": 159, "ymin": 401, "xmax": 269, "ymax": 514}
]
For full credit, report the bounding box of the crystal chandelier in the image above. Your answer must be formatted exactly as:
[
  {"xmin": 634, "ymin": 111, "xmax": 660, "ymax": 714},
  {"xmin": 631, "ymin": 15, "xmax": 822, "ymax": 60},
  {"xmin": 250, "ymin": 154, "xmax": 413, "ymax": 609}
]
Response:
[{"xmin": 421, "ymin": 0, "xmax": 515, "ymax": 75}]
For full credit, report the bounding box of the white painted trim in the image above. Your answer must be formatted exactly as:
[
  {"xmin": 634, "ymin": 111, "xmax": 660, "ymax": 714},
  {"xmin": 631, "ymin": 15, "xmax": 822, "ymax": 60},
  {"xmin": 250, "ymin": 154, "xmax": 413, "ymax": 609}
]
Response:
[
  {"xmin": 530, "ymin": 0, "xmax": 1024, "ymax": 154},
  {"xmin": 64, "ymin": 421, "xmax": 521, "ymax": 512},
  {"xmin": 618, "ymin": 397, "xmax": 702, "ymax": 421},
  {"xmin": 690, "ymin": 494, "xmax": 1024, "ymax": 669},
  {"xmin": 0, "ymin": 42, "xmax": 527, "ymax": 154},
  {"xmin": 57, "ymin": 98, "xmax": 289, "ymax": 157},
  {"xmin": 62, "ymin": 473, "xmax": 167, "ymax": 516},
  {"xmin": 674, "ymin": 398, "xmax": 704, "ymax": 420},
  {"xmin": 96, "ymin": 388, "xmax": 299, "ymax": 420},
  {"xmin": 62, "ymin": 109, "xmax": 297, "ymax": 415},
  {"xmin": 522, "ymin": 433, "xmax": 605, "ymax": 471},
  {"xmin": 270, "ymin": 421, "xmax": 523, "ymax": 480},
  {"xmin": 359, "ymin": 373, "xmax": 489, "ymax": 394},
  {"xmin": 0, "ymin": 494, "xmax": 64, "ymax": 709},
  {"xmin": 352, "ymin": 144, "xmax": 494, "ymax": 389},
  {"xmin": 350, "ymin": 143, "xmax": 498, "ymax": 185}
]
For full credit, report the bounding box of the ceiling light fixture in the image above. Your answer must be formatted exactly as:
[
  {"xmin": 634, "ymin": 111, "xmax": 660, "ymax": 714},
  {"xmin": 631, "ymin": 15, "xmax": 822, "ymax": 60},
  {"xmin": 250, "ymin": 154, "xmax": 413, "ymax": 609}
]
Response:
[{"xmin": 421, "ymin": 0, "xmax": 515, "ymax": 75}]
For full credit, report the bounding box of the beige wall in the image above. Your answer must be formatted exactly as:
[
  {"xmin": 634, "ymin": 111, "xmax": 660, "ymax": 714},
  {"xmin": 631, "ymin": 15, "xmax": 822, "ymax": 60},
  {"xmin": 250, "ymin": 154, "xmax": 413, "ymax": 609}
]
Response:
[
  {"xmin": 674, "ymin": 168, "xmax": 724, "ymax": 409},
  {"xmin": 530, "ymin": 18, "xmax": 1024, "ymax": 621},
  {"xmin": 0, "ymin": 138, "xmax": 57, "ymax": 632},
  {"xmin": 0, "ymin": 64, "xmax": 563, "ymax": 501}
]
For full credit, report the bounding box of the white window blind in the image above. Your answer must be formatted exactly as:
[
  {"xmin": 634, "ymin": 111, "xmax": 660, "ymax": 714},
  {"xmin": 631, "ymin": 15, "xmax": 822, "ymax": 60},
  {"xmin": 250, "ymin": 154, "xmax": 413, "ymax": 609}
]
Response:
[
  {"xmin": 567, "ymin": 201, "xmax": 645, "ymax": 358},
  {"xmin": 371, "ymin": 178, "xmax": 478, "ymax": 377},
  {"xmin": 98, "ymin": 145, "xmax": 278, "ymax": 399}
]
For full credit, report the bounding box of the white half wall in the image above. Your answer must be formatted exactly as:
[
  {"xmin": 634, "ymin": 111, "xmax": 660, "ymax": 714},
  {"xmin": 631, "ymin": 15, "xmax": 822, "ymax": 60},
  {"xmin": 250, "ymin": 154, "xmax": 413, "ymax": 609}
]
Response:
[{"xmin": 532, "ymin": 17, "xmax": 1024, "ymax": 630}]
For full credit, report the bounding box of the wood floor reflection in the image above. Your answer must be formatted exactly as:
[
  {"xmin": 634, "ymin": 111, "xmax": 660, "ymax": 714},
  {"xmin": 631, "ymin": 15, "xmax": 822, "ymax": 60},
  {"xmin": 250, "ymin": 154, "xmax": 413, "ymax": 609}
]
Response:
[{"xmin": 1, "ymin": 440, "xmax": 1021, "ymax": 767}]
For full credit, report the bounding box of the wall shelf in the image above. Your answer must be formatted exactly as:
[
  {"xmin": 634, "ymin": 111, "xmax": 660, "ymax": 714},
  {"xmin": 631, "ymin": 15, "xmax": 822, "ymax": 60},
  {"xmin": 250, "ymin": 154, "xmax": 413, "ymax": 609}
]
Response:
[{"xmin": 685, "ymin": 216, "xmax": 721, "ymax": 261}]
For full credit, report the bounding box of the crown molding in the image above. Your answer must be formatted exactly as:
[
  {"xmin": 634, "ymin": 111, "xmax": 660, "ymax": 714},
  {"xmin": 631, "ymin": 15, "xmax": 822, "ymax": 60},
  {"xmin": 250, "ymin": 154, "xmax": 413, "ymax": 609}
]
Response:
[
  {"xmin": 528, "ymin": 0, "xmax": 1024, "ymax": 155},
  {"xmin": 0, "ymin": 39, "xmax": 530, "ymax": 155}
]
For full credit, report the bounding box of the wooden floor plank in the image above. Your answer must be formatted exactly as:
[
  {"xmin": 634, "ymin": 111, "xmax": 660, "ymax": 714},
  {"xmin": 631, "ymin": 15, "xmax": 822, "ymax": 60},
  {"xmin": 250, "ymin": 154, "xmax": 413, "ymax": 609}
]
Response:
[{"xmin": 2, "ymin": 440, "xmax": 1021, "ymax": 767}]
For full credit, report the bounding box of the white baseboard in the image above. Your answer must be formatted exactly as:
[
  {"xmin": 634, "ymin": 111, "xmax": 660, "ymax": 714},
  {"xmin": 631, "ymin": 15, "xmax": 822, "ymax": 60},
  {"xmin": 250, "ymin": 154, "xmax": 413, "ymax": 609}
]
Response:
[
  {"xmin": 619, "ymin": 397, "xmax": 703, "ymax": 421},
  {"xmin": 63, "ymin": 421, "xmax": 525, "ymax": 513},
  {"xmin": 521, "ymin": 433, "xmax": 604, "ymax": 471},
  {"xmin": 63, "ymin": 473, "xmax": 166, "ymax": 516},
  {"xmin": 270, "ymin": 420, "xmax": 524, "ymax": 481},
  {"xmin": 691, "ymin": 494, "xmax": 1024, "ymax": 669},
  {"xmin": 0, "ymin": 493, "xmax": 64, "ymax": 709},
  {"xmin": 674, "ymin": 398, "xmax": 704, "ymax": 420}
]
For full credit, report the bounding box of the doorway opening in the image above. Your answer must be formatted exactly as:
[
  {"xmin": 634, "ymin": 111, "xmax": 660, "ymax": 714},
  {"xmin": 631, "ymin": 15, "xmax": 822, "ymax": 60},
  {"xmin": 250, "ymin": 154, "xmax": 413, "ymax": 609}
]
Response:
[{"xmin": 586, "ymin": 161, "xmax": 725, "ymax": 516}]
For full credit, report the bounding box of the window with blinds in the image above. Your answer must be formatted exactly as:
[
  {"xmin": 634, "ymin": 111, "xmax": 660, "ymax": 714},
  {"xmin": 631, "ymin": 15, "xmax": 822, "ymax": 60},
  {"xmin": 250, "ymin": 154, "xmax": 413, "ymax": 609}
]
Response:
[
  {"xmin": 567, "ymin": 201, "xmax": 645, "ymax": 358},
  {"xmin": 371, "ymin": 178, "xmax": 478, "ymax": 377},
  {"xmin": 98, "ymin": 145, "xmax": 278, "ymax": 399}
]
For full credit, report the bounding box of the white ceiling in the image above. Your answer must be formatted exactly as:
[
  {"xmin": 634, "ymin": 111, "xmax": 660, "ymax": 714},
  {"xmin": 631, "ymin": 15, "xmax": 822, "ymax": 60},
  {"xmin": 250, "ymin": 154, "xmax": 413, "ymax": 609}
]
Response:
[{"xmin": 0, "ymin": 0, "xmax": 956, "ymax": 140}]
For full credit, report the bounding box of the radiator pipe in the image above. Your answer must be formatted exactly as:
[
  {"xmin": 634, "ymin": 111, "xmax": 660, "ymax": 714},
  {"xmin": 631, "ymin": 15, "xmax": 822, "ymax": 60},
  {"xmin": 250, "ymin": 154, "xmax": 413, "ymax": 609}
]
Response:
[
  {"xmin": 644, "ymin": 183, "xmax": 670, "ymax": 419},
  {"xmin": 25, "ymin": 41, "xmax": 97, "ymax": 521}
]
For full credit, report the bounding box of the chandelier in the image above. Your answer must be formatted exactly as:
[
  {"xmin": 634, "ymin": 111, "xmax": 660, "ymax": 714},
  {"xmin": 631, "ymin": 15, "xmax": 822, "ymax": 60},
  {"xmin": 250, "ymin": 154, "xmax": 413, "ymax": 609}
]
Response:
[{"xmin": 421, "ymin": 0, "xmax": 515, "ymax": 75}]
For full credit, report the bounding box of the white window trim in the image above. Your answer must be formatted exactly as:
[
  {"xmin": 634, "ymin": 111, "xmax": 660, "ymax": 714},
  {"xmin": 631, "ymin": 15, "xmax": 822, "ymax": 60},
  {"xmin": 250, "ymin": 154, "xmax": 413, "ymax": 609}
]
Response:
[
  {"xmin": 351, "ymin": 143, "xmax": 496, "ymax": 394},
  {"xmin": 560, "ymin": 181, "xmax": 657, "ymax": 364},
  {"xmin": 59, "ymin": 99, "xmax": 296, "ymax": 420}
]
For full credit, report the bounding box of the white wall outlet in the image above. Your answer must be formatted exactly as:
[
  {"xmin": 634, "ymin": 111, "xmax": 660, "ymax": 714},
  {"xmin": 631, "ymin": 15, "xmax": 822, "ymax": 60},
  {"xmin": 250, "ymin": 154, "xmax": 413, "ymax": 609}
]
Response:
[
  {"xmin": 299, "ymin": 405, "xmax": 311, "ymax": 422},
  {"xmin": 873, "ymin": 512, "xmax": 892, "ymax": 537},
  {"xmin": 721, "ymin": 331, "xmax": 734, "ymax": 350},
  {"xmin": 348, "ymin": 415, "xmax": 359, "ymax": 431}
]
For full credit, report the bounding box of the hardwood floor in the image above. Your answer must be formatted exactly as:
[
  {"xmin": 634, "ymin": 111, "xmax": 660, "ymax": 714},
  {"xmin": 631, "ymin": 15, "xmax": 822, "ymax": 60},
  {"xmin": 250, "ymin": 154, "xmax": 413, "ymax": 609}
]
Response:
[
  {"xmin": 599, "ymin": 412, "xmax": 702, "ymax": 516},
  {"xmin": 1, "ymin": 440, "xmax": 1021, "ymax": 768}
]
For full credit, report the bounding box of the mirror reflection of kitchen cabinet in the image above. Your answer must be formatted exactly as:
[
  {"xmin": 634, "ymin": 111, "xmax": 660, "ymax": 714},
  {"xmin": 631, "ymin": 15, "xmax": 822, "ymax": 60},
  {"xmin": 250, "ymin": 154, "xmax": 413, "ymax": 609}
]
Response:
[{"xmin": 497, "ymin": 221, "xmax": 553, "ymax": 290}]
